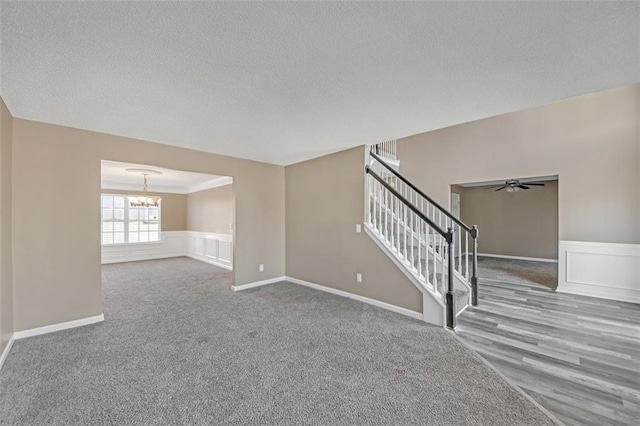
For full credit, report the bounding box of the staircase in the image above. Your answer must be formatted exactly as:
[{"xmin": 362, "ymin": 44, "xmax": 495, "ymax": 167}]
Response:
[{"xmin": 364, "ymin": 144, "xmax": 478, "ymax": 329}]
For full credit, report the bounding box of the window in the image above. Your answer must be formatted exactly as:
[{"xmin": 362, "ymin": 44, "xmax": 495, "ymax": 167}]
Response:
[{"xmin": 101, "ymin": 194, "xmax": 161, "ymax": 244}]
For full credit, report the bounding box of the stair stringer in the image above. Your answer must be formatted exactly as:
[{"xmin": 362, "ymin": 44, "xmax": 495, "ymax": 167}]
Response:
[{"xmin": 364, "ymin": 223, "xmax": 445, "ymax": 327}]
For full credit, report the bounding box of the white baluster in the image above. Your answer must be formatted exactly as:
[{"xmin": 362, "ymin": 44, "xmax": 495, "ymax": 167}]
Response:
[
  {"xmin": 465, "ymin": 232, "xmax": 469, "ymax": 281},
  {"xmin": 418, "ymin": 217, "xmax": 422, "ymax": 279},
  {"xmin": 403, "ymin": 203, "xmax": 408, "ymax": 261},
  {"xmin": 458, "ymin": 225, "xmax": 462, "ymax": 273},
  {"xmin": 439, "ymin": 234, "xmax": 444, "ymax": 297},
  {"xmin": 384, "ymin": 188, "xmax": 389, "ymax": 242},
  {"xmin": 432, "ymin": 229, "xmax": 437, "ymax": 293},
  {"xmin": 367, "ymin": 175, "xmax": 371, "ymax": 226},
  {"xmin": 425, "ymin": 225, "xmax": 431, "ymax": 289},
  {"xmin": 371, "ymin": 177, "xmax": 376, "ymax": 230},
  {"xmin": 393, "ymin": 196, "xmax": 398, "ymax": 252},
  {"xmin": 410, "ymin": 211, "xmax": 415, "ymax": 271},
  {"xmin": 378, "ymin": 180, "xmax": 383, "ymax": 235},
  {"xmin": 396, "ymin": 194, "xmax": 400, "ymax": 254}
]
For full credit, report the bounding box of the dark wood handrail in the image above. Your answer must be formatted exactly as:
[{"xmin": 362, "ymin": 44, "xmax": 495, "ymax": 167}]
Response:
[
  {"xmin": 369, "ymin": 150, "xmax": 473, "ymax": 234},
  {"xmin": 366, "ymin": 166, "xmax": 451, "ymax": 240}
]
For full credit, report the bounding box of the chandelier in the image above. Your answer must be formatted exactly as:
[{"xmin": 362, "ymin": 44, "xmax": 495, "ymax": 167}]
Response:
[{"xmin": 128, "ymin": 173, "xmax": 162, "ymax": 207}]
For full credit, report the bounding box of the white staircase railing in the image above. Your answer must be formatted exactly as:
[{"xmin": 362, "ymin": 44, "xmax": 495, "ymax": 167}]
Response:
[
  {"xmin": 365, "ymin": 149, "xmax": 478, "ymax": 329},
  {"xmin": 373, "ymin": 139, "xmax": 397, "ymax": 162}
]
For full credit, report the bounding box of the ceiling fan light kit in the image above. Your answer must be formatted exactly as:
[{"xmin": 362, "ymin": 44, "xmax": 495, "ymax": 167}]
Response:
[{"xmin": 485, "ymin": 179, "xmax": 546, "ymax": 192}]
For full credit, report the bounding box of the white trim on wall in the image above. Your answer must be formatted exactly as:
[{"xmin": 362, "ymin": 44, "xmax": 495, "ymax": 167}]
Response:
[
  {"xmin": 231, "ymin": 276, "xmax": 286, "ymax": 291},
  {"xmin": 13, "ymin": 314, "xmax": 105, "ymax": 340},
  {"xmin": 102, "ymin": 230, "xmax": 187, "ymax": 264},
  {"xmin": 286, "ymin": 276, "xmax": 423, "ymax": 321},
  {"xmin": 101, "ymin": 231, "xmax": 233, "ymax": 271},
  {"xmin": 557, "ymin": 241, "xmax": 640, "ymax": 303},
  {"xmin": 477, "ymin": 253, "xmax": 558, "ymax": 263},
  {"xmin": 187, "ymin": 176, "xmax": 233, "ymax": 194},
  {"xmin": 0, "ymin": 335, "xmax": 15, "ymax": 371},
  {"xmin": 185, "ymin": 231, "xmax": 233, "ymax": 270},
  {"xmin": 229, "ymin": 275, "xmax": 424, "ymax": 321},
  {"xmin": 101, "ymin": 176, "xmax": 232, "ymax": 195},
  {"xmin": 185, "ymin": 254, "xmax": 232, "ymax": 271}
]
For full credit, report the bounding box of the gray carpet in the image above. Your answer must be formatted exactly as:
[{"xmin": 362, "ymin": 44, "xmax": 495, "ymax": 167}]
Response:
[
  {"xmin": 478, "ymin": 256, "xmax": 558, "ymax": 289},
  {"xmin": 0, "ymin": 257, "xmax": 553, "ymax": 425}
]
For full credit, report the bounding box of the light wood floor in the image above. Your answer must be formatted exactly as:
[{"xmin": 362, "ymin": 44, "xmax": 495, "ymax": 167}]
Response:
[{"xmin": 456, "ymin": 263, "xmax": 640, "ymax": 426}]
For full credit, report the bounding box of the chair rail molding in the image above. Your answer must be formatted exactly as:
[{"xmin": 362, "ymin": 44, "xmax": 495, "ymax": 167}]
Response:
[{"xmin": 557, "ymin": 241, "xmax": 640, "ymax": 303}]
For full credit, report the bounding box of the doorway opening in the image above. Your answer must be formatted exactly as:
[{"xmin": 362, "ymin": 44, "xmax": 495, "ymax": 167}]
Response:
[
  {"xmin": 100, "ymin": 160, "xmax": 234, "ymax": 270},
  {"xmin": 451, "ymin": 175, "xmax": 559, "ymax": 289}
]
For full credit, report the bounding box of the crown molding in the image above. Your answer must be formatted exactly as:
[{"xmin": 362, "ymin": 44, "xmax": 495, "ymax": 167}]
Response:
[
  {"xmin": 186, "ymin": 176, "xmax": 233, "ymax": 194},
  {"xmin": 101, "ymin": 176, "xmax": 233, "ymax": 195}
]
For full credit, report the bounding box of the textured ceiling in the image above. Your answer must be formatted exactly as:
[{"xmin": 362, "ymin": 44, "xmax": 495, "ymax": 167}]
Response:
[{"xmin": 1, "ymin": 2, "xmax": 638, "ymax": 165}]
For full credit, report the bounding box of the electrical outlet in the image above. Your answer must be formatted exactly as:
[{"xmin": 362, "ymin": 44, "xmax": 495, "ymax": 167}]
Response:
[
  {"xmin": 259, "ymin": 264, "xmax": 264, "ymax": 272},
  {"xmin": 356, "ymin": 224, "xmax": 362, "ymax": 233},
  {"xmin": 356, "ymin": 273, "xmax": 362, "ymax": 283}
]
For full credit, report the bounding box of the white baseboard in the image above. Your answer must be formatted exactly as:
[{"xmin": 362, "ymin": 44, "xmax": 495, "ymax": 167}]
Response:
[
  {"xmin": 13, "ymin": 314, "xmax": 105, "ymax": 340},
  {"xmin": 101, "ymin": 231, "xmax": 188, "ymax": 265},
  {"xmin": 102, "ymin": 253, "xmax": 185, "ymax": 264},
  {"xmin": 285, "ymin": 276, "xmax": 423, "ymax": 321},
  {"xmin": 0, "ymin": 334, "xmax": 15, "ymax": 371},
  {"xmin": 185, "ymin": 253, "xmax": 232, "ymax": 271},
  {"xmin": 231, "ymin": 275, "xmax": 424, "ymax": 322},
  {"xmin": 478, "ymin": 253, "xmax": 558, "ymax": 263},
  {"xmin": 557, "ymin": 241, "xmax": 640, "ymax": 304},
  {"xmin": 232, "ymin": 276, "xmax": 286, "ymax": 291},
  {"xmin": 102, "ymin": 231, "xmax": 234, "ymax": 271}
]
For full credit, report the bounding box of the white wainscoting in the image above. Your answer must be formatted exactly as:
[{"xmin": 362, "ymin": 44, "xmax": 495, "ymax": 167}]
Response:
[
  {"xmin": 101, "ymin": 231, "xmax": 187, "ymax": 264},
  {"xmin": 185, "ymin": 231, "xmax": 233, "ymax": 270},
  {"xmin": 557, "ymin": 241, "xmax": 640, "ymax": 304},
  {"xmin": 101, "ymin": 230, "xmax": 233, "ymax": 271}
]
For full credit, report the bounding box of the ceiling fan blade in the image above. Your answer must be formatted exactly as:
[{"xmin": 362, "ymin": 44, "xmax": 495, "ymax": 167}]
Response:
[
  {"xmin": 484, "ymin": 185, "xmax": 504, "ymax": 189},
  {"xmin": 518, "ymin": 185, "xmax": 530, "ymax": 190},
  {"xmin": 524, "ymin": 183, "xmax": 545, "ymax": 186},
  {"xmin": 494, "ymin": 186, "xmax": 507, "ymax": 191}
]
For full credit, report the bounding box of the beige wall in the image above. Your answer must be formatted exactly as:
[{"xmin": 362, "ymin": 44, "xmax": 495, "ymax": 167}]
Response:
[
  {"xmin": 5, "ymin": 83, "xmax": 638, "ymax": 334},
  {"xmin": 187, "ymin": 185, "xmax": 234, "ymax": 234},
  {"xmin": 12, "ymin": 119, "xmax": 285, "ymax": 331},
  {"xmin": 0, "ymin": 97, "xmax": 13, "ymax": 354},
  {"xmin": 286, "ymin": 146, "xmax": 423, "ymax": 313},
  {"xmin": 455, "ymin": 181, "xmax": 559, "ymax": 259},
  {"xmin": 102, "ymin": 189, "xmax": 187, "ymax": 232},
  {"xmin": 398, "ymin": 84, "xmax": 640, "ymax": 245}
]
